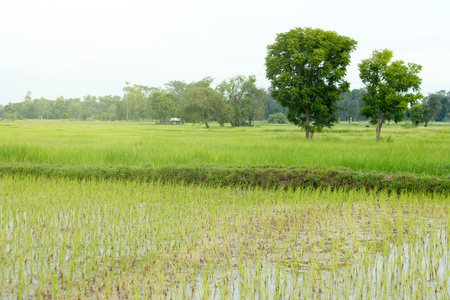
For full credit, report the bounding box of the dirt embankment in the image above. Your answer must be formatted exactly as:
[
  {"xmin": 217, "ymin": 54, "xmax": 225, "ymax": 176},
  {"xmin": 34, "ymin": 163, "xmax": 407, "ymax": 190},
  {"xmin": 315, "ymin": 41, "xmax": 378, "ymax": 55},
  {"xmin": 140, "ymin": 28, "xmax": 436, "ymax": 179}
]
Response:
[{"xmin": 1, "ymin": 164, "xmax": 448, "ymax": 194}]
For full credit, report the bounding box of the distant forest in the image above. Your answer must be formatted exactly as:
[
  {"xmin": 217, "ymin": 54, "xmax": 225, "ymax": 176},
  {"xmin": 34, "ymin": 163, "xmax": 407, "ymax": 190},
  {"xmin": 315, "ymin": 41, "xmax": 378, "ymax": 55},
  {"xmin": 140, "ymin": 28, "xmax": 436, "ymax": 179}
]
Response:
[{"xmin": 1, "ymin": 76, "xmax": 449, "ymax": 125}]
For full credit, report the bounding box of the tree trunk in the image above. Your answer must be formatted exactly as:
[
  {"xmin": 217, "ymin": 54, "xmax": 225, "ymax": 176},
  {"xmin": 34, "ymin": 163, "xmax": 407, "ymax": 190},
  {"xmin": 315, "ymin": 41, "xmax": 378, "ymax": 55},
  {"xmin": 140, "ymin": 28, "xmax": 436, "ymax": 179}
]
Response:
[
  {"xmin": 205, "ymin": 121, "xmax": 209, "ymax": 128},
  {"xmin": 424, "ymin": 121, "xmax": 428, "ymax": 127},
  {"xmin": 376, "ymin": 119, "xmax": 383, "ymax": 142},
  {"xmin": 305, "ymin": 108, "xmax": 311, "ymax": 138},
  {"xmin": 311, "ymin": 131, "xmax": 314, "ymax": 138}
]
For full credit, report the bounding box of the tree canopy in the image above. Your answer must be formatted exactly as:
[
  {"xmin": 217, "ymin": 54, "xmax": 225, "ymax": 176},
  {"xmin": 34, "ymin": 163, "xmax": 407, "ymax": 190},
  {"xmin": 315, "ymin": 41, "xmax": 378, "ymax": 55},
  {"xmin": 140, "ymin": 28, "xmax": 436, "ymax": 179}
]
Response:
[
  {"xmin": 216, "ymin": 75, "xmax": 263, "ymax": 126},
  {"xmin": 265, "ymin": 27, "xmax": 357, "ymax": 138},
  {"xmin": 180, "ymin": 87, "xmax": 231, "ymax": 128},
  {"xmin": 409, "ymin": 104, "xmax": 424, "ymax": 126},
  {"xmin": 422, "ymin": 93, "xmax": 443, "ymax": 126},
  {"xmin": 358, "ymin": 49, "xmax": 422, "ymax": 141},
  {"xmin": 150, "ymin": 90, "xmax": 176, "ymax": 124}
]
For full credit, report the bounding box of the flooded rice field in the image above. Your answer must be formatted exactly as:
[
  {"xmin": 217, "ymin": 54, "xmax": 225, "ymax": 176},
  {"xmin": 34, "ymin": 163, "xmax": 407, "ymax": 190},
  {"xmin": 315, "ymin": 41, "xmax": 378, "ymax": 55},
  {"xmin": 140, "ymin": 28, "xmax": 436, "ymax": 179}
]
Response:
[{"xmin": 0, "ymin": 176, "xmax": 448, "ymax": 298}]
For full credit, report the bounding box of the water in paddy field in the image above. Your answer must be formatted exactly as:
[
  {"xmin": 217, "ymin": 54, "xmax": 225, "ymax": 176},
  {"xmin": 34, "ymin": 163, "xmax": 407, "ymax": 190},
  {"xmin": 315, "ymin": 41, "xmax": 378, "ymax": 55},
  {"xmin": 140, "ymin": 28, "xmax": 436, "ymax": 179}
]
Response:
[{"xmin": 167, "ymin": 229, "xmax": 449, "ymax": 299}]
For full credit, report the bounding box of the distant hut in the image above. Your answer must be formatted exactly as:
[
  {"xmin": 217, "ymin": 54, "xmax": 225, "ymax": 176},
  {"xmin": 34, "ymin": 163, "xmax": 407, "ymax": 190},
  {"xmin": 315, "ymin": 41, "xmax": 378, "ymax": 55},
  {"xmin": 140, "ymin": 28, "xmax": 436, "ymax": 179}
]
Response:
[{"xmin": 170, "ymin": 118, "xmax": 183, "ymax": 125}]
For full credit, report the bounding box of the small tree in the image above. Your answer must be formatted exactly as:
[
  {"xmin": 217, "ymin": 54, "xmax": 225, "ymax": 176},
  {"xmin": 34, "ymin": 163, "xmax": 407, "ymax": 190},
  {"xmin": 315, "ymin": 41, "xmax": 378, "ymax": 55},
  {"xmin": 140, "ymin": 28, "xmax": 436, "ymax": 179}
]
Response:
[
  {"xmin": 422, "ymin": 94, "xmax": 442, "ymax": 126},
  {"xmin": 181, "ymin": 87, "xmax": 231, "ymax": 128},
  {"xmin": 359, "ymin": 49, "xmax": 422, "ymax": 141},
  {"xmin": 216, "ymin": 75, "xmax": 257, "ymax": 126},
  {"xmin": 150, "ymin": 91, "xmax": 176, "ymax": 124},
  {"xmin": 265, "ymin": 27, "xmax": 357, "ymax": 138},
  {"xmin": 61, "ymin": 112, "xmax": 69, "ymax": 119},
  {"xmin": 267, "ymin": 113, "xmax": 287, "ymax": 124},
  {"xmin": 409, "ymin": 104, "xmax": 424, "ymax": 126}
]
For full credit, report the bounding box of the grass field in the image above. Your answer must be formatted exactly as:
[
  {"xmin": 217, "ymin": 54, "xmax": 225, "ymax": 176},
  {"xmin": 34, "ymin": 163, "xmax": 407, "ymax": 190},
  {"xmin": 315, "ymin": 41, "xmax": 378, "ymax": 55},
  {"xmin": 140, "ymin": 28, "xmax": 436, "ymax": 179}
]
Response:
[
  {"xmin": 0, "ymin": 120, "xmax": 449, "ymax": 298},
  {"xmin": 0, "ymin": 120, "xmax": 449, "ymax": 176}
]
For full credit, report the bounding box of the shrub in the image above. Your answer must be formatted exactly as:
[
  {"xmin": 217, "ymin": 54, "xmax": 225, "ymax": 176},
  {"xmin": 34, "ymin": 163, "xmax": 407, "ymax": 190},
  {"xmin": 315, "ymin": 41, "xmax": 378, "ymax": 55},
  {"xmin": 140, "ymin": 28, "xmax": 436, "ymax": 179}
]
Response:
[{"xmin": 267, "ymin": 113, "xmax": 287, "ymax": 124}]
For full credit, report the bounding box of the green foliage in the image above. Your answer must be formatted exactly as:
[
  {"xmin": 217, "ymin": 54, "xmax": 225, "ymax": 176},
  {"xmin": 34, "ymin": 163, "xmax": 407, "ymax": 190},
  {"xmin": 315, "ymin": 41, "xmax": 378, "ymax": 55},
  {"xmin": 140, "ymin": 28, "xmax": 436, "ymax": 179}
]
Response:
[
  {"xmin": 165, "ymin": 77, "xmax": 215, "ymax": 109},
  {"xmin": 68, "ymin": 102, "xmax": 82, "ymax": 119},
  {"xmin": 2, "ymin": 176, "xmax": 449, "ymax": 298},
  {"xmin": 4, "ymin": 106, "xmax": 18, "ymax": 120},
  {"xmin": 264, "ymin": 91, "xmax": 287, "ymax": 119},
  {"xmin": 422, "ymin": 93, "xmax": 443, "ymax": 126},
  {"xmin": 217, "ymin": 75, "xmax": 263, "ymax": 126},
  {"xmin": 409, "ymin": 104, "xmax": 424, "ymax": 126},
  {"xmin": 180, "ymin": 87, "xmax": 231, "ymax": 128},
  {"xmin": 265, "ymin": 27, "xmax": 357, "ymax": 138},
  {"xmin": 267, "ymin": 113, "xmax": 287, "ymax": 124},
  {"xmin": 1, "ymin": 164, "xmax": 449, "ymax": 194},
  {"xmin": 434, "ymin": 90, "xmax": 450, "ymax": 121},
  {"xmin": 61, "ymin": 112, "xmax": 69, "ymax": 119},
  {"xmin": 358, "ymin": 49, "xmax": 422, "ymax": 141},
  {"xmin": 150, "ymin": 90, "xmax": 176, "ymax": 124},
  {"xmin": 121, "ymin": 83, "xmax": 151, "ymax": 121}
]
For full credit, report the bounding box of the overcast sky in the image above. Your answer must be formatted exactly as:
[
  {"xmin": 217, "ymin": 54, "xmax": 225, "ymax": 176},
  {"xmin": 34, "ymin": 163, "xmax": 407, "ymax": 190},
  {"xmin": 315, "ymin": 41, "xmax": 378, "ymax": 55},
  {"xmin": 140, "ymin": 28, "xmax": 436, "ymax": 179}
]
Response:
[{"xmin": 1, "ymin": 0, "xmax": 449, "ymax": 105}]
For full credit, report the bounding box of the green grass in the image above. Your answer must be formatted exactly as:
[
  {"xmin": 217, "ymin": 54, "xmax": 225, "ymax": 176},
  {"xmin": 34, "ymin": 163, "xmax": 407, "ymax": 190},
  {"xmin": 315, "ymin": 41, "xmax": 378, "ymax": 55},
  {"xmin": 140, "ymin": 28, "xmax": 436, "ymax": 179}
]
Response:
[
  {"xmin": 1, "ymin": 175, "xmax": 448, "ymax": 298},
  {"xmin": 0, "ymin": 120, "xmax": 448, "ymax": 177},
  {"xmin": 1, "ymin": 120, "xmax": 449, "ymax": 298}
]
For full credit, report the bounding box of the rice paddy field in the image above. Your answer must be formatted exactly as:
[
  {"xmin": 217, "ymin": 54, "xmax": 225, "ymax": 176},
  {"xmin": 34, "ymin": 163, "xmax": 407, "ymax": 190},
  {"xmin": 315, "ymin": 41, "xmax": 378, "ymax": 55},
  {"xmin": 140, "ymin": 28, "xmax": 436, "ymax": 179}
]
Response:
[
  {"xmin": 0, "ymin": 120, "xmax": 449, "ymax": 298},
  {"xmin": 0, "ymin": 120, "xmax": 448, "ymax": 176}
]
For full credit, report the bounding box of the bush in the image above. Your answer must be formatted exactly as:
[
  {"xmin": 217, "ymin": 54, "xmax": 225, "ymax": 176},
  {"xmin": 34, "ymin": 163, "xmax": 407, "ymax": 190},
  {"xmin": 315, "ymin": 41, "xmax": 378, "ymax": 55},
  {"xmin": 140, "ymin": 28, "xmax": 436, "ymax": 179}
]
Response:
[{"xmin": 267, "ymin": 113, "xmax": 287, "ymax": 124}]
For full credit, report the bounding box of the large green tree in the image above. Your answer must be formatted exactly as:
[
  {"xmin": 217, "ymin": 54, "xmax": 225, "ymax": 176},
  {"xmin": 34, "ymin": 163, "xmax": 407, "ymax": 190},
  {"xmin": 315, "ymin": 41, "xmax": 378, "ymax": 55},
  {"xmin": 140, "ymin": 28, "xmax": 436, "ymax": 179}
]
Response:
[
  {"xmin": 180, "ymin": 87, "xmax": 231, "ymax": 128},
  {"xmin": 359, "ymin": 49, "xmax": 422, "ymax": 141},
  {"xmin": 265, "ymin": 27, "xmax": 357, "ymax": 138}
]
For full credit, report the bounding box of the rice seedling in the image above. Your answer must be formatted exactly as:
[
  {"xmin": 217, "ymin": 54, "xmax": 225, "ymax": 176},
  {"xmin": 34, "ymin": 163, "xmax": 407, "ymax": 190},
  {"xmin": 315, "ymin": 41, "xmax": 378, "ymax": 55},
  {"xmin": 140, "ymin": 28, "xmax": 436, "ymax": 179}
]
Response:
[{"xmin": 0, "ymin": 175, "xmax": 448, "ymax": 298}]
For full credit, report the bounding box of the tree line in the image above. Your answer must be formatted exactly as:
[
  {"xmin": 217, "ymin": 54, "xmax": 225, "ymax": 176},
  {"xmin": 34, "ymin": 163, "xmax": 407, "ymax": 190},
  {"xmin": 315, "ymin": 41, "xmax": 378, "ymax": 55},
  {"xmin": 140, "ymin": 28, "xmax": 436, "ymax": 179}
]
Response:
[
  {"xmin": 2, "ymin": 82, "xmax": 448, "ymax": 130},
  {"xmin": 0, "ymin": 76, "xmax": 287, "ymax": 126}
]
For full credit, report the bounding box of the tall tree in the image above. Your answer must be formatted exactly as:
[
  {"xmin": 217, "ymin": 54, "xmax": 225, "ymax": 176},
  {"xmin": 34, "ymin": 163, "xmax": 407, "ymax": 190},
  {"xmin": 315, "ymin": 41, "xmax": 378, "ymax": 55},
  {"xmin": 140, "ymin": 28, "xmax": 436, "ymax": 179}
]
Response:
[
  {"xmin": 122, "ymin": 83, "xmax": 149, "ymax": 121},
  {"xmin": 265, "ymin": 27, "xmax": 357, "ymax": 138},
  {"xmin": 20, "ymin": 91, "xmax": 37, "ymax": 119},
  {"xmin": 216, "ymin": 75, "xmax": 257, "ymax": 126},
  {"xmin": 165, "ymin": 80, "xmax": 188, "ymax": 109},
  {"xmin": 359, "ymin": 49, "xmax": 422, "ymax": 141},
  {"xmin": 247, "ymin": 88, "xmax": 268, "ymax": 126},
  {"xmin": 180, "ymin": 87, "xmax": 231, "ymax": 128}
]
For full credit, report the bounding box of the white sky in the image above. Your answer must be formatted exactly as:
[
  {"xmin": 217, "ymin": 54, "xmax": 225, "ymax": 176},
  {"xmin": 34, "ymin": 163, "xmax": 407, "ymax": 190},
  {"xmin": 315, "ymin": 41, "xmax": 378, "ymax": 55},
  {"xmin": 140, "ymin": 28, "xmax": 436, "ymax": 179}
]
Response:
[{"xmin": 1, "ymin": 0, "xmax": 449, "ymax": 105}]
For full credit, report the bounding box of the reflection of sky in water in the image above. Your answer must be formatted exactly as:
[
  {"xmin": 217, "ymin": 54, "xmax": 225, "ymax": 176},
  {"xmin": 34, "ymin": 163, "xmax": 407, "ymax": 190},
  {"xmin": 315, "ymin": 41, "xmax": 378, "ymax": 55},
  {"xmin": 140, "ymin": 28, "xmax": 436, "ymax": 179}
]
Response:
[{"xmin": 169, "ymin": 228, "xmax": 449, "ymax": 299}]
